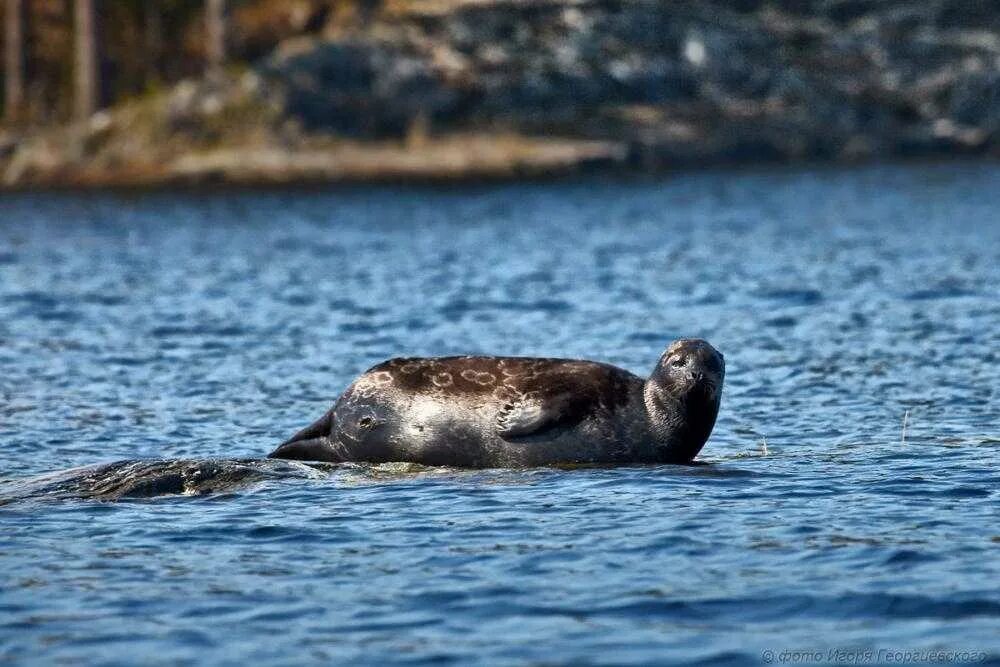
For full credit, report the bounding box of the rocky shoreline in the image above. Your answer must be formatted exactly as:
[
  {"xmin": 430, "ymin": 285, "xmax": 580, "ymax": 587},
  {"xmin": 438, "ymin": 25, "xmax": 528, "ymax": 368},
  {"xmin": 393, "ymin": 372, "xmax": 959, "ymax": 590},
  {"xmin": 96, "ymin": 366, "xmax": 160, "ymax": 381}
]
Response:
[{"xmin": 2, "ymin": 0, "xmax": 999, "ymax": 188}]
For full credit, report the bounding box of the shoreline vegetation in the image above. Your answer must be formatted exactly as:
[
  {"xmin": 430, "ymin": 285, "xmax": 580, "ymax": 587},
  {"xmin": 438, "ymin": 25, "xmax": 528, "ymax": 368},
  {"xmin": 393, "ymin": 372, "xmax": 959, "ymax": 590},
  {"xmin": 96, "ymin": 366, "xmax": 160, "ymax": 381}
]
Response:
[{"xmin": 2, "ymin": 0, "xmax": 999, "ymax": 189}]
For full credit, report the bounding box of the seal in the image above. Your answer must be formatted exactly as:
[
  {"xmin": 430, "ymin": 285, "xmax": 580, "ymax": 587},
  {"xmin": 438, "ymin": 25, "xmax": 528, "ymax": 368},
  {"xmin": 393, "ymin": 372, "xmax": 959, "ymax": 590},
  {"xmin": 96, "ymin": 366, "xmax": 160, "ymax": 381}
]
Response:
[{"xmin": 268, "ymin": 338, "xmax": 724, "ymax": 467}]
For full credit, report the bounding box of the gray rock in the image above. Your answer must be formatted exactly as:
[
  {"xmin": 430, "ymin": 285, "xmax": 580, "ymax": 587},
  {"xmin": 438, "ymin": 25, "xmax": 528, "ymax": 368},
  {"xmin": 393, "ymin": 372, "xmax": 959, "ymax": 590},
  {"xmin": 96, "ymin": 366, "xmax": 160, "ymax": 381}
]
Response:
[{"xmin": 248, "ymin": 0, "xmax": 1000, "ymax": 161}]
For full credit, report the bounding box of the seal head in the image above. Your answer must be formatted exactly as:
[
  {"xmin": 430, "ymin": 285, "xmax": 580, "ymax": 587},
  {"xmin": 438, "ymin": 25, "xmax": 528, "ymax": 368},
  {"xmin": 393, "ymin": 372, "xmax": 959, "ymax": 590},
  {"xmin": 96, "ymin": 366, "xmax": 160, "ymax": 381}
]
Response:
[{"xmin": 644, "ymin": 338, "xmax": 725, "ymax": 462}]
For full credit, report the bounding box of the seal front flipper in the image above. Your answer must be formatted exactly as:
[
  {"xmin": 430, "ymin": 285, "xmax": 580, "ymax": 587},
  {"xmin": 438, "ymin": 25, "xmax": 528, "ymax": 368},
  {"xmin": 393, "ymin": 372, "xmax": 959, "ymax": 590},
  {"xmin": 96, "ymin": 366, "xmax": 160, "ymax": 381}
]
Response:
[
  {"xmin": 268, "ymin": 409, "xmax": 344, "ymax": 462},
  {"xmin": 496, "ymin": 391, "xmax": 589, "ymax": 440}
]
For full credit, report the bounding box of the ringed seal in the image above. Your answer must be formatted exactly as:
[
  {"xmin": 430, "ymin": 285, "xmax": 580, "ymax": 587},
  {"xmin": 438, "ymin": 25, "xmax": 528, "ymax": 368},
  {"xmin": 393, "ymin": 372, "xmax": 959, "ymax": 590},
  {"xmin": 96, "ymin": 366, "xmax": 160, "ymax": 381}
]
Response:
[{"xmin": 269, "ymin": 339, "xmax": 725, "ymax": 467}]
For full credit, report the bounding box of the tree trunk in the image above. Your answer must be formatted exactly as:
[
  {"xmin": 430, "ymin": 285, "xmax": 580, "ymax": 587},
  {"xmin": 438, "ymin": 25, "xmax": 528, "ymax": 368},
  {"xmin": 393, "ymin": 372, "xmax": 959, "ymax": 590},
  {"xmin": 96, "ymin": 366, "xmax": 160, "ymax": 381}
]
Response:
[
  {"xmin": 74, "ymin": 0, "xmax": 98, "ymax": 119},
  {"xmin": 205, "ymin": 0, "xmax": 225, "ymax": 80},
  {"xmin": 144, "ymin": 2, "xmax": 162, "ymax": 85},
  {"xmin": 4, "ymin": 0, "xmax": 24, "ymax": 124}
]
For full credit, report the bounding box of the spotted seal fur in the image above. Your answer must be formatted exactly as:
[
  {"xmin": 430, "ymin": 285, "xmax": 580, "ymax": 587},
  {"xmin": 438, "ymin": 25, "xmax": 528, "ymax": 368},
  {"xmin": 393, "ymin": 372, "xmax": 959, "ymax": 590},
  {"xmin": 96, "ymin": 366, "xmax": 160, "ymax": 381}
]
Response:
[{"xmin": 268, "ymin": 339, "xmax": 724, "ymax": 467}]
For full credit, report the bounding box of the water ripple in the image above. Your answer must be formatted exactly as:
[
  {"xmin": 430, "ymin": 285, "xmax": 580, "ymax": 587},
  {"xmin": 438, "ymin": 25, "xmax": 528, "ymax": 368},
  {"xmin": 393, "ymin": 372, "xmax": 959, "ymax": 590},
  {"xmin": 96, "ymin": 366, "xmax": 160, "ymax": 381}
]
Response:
[{"xmin": 1, "ymin": 164, "xmax": 999, "ymax": 663}]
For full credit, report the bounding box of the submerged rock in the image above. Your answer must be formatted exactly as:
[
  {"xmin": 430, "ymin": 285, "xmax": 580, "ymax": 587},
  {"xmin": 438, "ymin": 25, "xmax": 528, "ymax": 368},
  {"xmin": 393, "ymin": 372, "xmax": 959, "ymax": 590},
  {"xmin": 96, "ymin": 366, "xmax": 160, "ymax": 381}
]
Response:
[
  {"xmin": 0, "ymin": 459, "xmax": 332, "ymax": 503},
  {"xmin": 0, "ymin": 459, "xmax": 466, "ymax": 503}
]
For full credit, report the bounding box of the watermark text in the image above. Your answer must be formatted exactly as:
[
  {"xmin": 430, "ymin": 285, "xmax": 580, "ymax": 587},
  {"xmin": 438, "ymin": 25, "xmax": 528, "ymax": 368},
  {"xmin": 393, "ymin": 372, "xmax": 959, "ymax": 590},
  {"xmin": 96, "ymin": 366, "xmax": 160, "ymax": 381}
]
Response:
[{"xmin": 760, "ymin": 649, "xmax": 988, "ymax": 664}]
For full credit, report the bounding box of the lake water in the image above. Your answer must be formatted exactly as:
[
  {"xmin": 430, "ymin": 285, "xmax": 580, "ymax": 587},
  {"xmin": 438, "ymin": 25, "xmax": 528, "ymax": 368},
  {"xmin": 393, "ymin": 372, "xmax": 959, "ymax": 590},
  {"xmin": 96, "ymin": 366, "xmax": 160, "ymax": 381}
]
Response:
[{"xmin": 1, "ymin": 164, "xmax": 998, "ymax": 665}]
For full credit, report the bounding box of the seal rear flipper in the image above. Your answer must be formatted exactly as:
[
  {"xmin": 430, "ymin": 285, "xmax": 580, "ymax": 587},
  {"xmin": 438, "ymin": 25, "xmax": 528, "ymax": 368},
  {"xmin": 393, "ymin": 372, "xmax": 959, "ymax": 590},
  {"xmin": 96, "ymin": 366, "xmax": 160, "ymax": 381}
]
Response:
[
  {"xmin": 268, "ymin": 436, "xmax": 343, "ymax": 462},
  {"xmin": 282, "ymin": 409, "xmax": 334, "ymax": 444},
  {"xmin": 269, "ymin": 409, "xmax": 344, "ymax": 462}
]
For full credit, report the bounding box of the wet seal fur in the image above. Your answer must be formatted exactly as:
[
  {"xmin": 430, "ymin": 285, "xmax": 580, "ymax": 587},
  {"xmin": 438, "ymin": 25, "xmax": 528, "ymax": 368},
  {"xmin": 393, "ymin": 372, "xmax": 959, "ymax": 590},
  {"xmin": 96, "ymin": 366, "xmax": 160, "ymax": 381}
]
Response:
[{"xmin": 269, "ymin": 339, "xmax": 724, "ymax": 467}]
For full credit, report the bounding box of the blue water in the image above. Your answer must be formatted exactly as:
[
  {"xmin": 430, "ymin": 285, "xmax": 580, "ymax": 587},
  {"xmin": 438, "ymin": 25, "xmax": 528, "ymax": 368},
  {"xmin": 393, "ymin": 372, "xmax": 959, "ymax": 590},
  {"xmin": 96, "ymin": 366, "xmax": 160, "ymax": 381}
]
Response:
[{"xmin": 1, "ymin": 164, "xmax": 999, "ymax": 665}]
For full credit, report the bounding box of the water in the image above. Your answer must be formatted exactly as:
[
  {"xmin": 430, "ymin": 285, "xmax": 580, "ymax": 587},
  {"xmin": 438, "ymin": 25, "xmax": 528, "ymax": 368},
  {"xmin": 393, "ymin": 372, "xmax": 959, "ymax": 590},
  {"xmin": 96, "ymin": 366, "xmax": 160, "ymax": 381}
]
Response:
[{"xmin": 1, "ymin": 164, "xmax": 998, "ymax": 665}]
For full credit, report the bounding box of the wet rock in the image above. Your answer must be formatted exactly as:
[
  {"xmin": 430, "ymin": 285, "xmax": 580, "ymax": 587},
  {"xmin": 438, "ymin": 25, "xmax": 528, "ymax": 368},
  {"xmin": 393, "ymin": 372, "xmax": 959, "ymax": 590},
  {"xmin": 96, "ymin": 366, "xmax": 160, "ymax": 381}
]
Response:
[{"xmin": 0, "ymin": 459, "xmax": 334, "ymax": 503}]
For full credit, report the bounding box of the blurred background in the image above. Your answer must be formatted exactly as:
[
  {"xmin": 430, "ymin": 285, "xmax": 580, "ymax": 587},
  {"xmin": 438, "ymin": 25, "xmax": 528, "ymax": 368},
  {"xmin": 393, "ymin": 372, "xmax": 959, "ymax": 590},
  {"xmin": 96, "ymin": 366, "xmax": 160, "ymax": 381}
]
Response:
[{"xmin": 1, "ymin": 0, "xmax": 999, "ymax": 187}]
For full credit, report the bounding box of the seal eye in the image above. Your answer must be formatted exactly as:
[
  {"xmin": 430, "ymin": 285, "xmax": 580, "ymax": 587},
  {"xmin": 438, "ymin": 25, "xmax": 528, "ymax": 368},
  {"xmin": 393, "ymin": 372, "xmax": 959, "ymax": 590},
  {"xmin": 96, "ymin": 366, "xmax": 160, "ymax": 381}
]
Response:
[
  {"xmin": 359, "ymin": 416, "xmax": 375, "ymax": 429},
  {"xmin": 669, "ymin": 355, "xmax": 687, "ymax": 369}
]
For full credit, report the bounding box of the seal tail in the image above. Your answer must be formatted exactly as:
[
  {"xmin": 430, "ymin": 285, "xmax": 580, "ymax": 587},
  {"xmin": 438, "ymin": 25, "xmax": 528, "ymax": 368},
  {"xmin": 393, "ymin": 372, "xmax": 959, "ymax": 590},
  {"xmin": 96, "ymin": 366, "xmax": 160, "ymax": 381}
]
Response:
[{"xmin": 267, "ymin": 409, "xmax": 342, "ymax": 462}]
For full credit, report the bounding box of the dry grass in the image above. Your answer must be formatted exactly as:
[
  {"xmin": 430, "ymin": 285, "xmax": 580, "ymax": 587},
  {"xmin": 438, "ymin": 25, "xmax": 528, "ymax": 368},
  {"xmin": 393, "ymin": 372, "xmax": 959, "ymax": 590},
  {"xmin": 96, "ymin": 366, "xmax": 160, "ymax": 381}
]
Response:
[{"xmin": 162, "ymin": 134, "xmax": 626, "ymax": 185}]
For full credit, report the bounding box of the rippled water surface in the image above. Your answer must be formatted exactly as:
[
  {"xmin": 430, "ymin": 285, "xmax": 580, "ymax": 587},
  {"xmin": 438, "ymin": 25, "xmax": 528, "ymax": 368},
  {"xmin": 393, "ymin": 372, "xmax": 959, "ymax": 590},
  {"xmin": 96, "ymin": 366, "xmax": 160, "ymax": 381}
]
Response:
[{"xmin": 2, "ymin": 164, "xmax": 999, "ymax": 664}]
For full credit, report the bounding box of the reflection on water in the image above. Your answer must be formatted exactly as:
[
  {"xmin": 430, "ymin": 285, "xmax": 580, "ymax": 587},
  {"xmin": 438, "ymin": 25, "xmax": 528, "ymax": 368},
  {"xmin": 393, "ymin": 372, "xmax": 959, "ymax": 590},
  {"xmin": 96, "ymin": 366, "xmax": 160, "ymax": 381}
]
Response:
[{"xmin": 1, "ymin": 163, "xmax": 999, "ymax": 663}]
